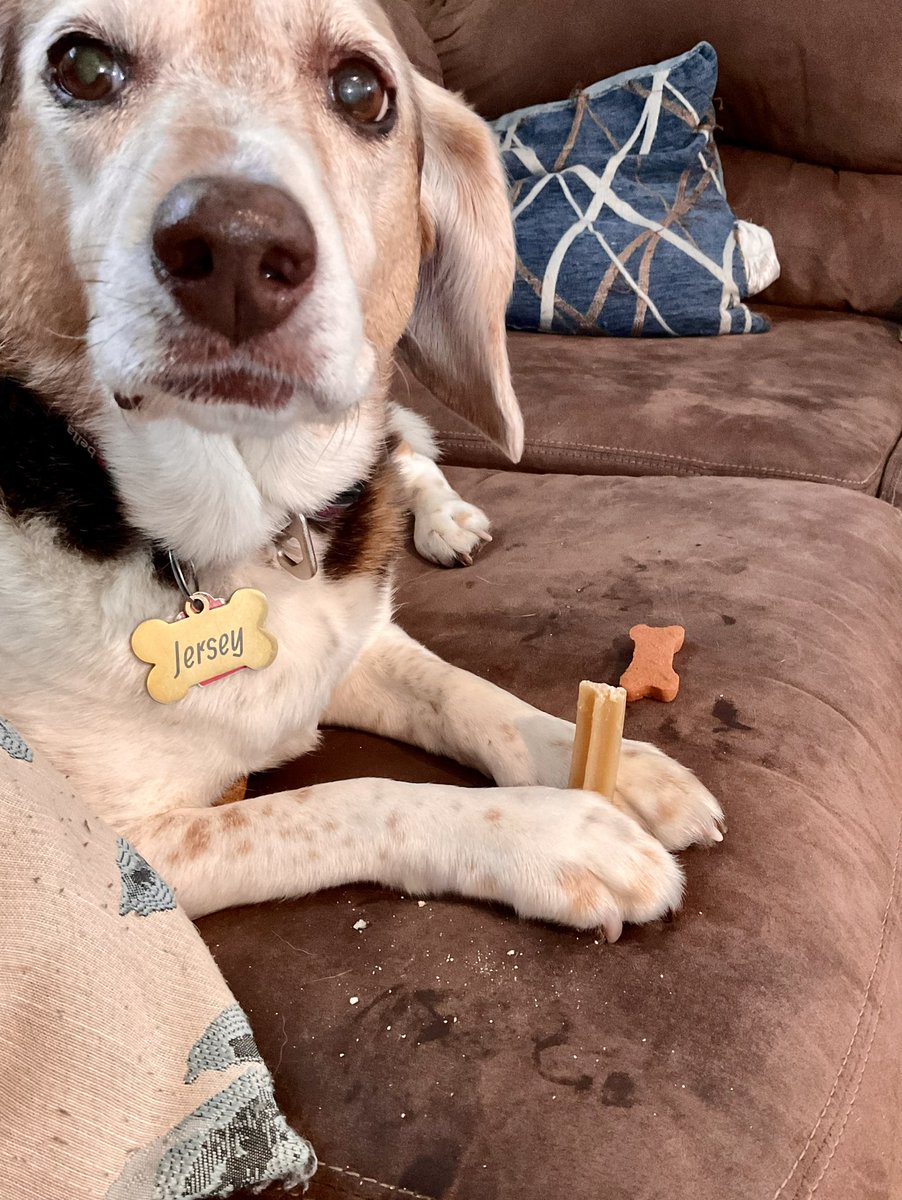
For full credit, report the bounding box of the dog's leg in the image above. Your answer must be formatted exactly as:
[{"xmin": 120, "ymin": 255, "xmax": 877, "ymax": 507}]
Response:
[
  {"xmin": 387, "ymin": 403, "xmax": 492, "ymax": 567},
  {"xmin": 324, "ymin": 625, "xmax": 724, "ymax": 853},
  {"xmin": 123, "ymin": 777, "xmax": 681, "ymax": 938},
  {"xmin": 125, "ymin": 631, "xmax": 720, "ymax": 932}
]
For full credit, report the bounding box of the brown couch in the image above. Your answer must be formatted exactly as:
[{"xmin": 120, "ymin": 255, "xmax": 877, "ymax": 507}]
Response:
[{"xmin": 206, "ymin": 5, "xmax": 902, "ymax": 1198}]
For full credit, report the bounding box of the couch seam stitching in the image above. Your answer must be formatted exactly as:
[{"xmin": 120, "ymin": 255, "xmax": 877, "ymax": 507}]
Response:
[
  {"xmin": 436, "ymin": 433, "xmax": 881, "ymax": 488},
  {"xmin": 804, "ymin": 1000, "xmax": 886, "ymax": 1197},
  {"xmin": 320, "ymin": 1164, "xmax": 437, "ymax": 1200},
  {"xmin": 771, "ymin": 813, "xmax": 901, "ymax": 1200},
  {"xmin": 799, "ymin": 882, "xmax": 897, "ymax": 1200}
]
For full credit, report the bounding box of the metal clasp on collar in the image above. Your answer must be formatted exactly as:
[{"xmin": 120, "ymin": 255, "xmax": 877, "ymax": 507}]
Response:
[{"xmin": 276, "ymin": 514, "xmax": 319, "ymax": 581}]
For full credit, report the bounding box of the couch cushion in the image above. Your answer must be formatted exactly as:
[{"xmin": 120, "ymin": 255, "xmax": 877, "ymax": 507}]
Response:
[
  {"xmin": 721, "ymin": 146, "xmax": 902, "ymax": 321},
  {"xmin": 397, "ymin": 307, "xmax": 902, "ymax": 490},
  {"xmin": 201, "ymin": 471, "xmax": 902, "ymax": 1200},
  {"xmin": 407, "ymin": 0, "xmax": 902, "ymax": 175},
  {"xmin": 377, "ymin": 0, "xmax": 442, "ymax": 83}
]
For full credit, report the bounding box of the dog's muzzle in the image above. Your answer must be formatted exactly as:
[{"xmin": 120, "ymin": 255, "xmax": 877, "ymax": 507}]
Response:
[{"xmin": 151, "ymin": 176, "xmax": 318, "ymax": 346}]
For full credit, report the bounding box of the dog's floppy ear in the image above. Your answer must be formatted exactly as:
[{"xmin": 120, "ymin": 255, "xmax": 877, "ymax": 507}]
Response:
[
  {"xmin": 0, "ymin": 3, "xmax": 19, "ymax": 138},
  {"xmin": 400, "ymin": 75, "xmax": 523, "ymax": 463}
]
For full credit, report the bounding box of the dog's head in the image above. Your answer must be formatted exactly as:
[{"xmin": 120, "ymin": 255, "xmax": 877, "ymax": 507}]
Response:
[{"xmin": 0, "ymin": 0, "xmax": 522, "ymax": 458}]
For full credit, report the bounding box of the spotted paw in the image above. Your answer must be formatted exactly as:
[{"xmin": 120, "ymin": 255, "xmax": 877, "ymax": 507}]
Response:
[
  {"xmin": 614, "ymin": 741, "xmax": 724, "ymax": 850},
  {"xmin": 497, "ymin": 714, "xmax": 724, "ymax": 852},
  {"xmin": 472, "ymin": 788, "xmax": 685, "ymax": 938}
]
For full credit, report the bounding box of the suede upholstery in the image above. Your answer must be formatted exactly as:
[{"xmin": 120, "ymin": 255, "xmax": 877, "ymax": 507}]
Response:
[
  {"xmin": 720, "ymin": 148, "xmax": 902, "ymax": 320},
  {"xmin": 880, "ymin": 438, "xmax": 902, "ymax": 509},
  {"xmin": 207, "ymin": 472, "xmax": 902, "ymax": 1200},
  {"xmin": 406, "ymin": 0, "xmax": 902, "ymax": 171},
  {"xmin": 377, "ymin": 0, "xmax": 442, "ymax": 83},
  {"xmin": 398, "ymin": 308, "xmax": 902, "ymax": 496}
]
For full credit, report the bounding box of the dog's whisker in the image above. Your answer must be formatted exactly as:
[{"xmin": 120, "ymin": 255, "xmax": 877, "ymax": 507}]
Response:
[
  {"xmin": 39, "ymin": 325, "xmax": 87, "ymax": 343},
  {"xmin": 393, "ymin": 369, "xmax": 413, "ymax": 403},
  {"xmin": 84, "ymin": 315, "xmax": 154, "ymax": 356}
]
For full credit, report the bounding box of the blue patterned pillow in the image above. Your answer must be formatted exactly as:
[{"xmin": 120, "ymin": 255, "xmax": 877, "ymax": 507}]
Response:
[{"xmin": 492, "ymin": 43, "xmax": 778, "ymax": 336}]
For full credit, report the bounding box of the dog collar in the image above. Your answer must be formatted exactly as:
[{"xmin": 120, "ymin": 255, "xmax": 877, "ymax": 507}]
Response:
[{"xmin": 64, "ymin": 421, "xmax": 366, "ymax": 587}]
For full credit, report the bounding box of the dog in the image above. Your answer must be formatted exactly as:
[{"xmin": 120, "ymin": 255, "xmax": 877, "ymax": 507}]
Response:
[{"xmin": 0, "ymin": 0, "xmax": 723, "ymax": 940}]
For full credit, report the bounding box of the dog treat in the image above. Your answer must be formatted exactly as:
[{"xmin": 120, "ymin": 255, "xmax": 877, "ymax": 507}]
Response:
[
  {"xmin": 568, "ymin": 681, "xmax": 627, "ymax": 799},
  {"xmin": 619, "ymin": 624, "xmax": 685, "ymax": 703}
]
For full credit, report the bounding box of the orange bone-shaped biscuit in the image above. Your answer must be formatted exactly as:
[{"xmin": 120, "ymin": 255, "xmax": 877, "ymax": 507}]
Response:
[{"xmin": 619, "ymin": 624, "xmax": 685, "ymax": 702}]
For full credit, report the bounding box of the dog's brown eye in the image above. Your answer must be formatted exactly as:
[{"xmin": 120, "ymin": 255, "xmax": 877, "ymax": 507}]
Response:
[
  {"xmin": 330, "ymin": 60, "xmax": 393, "ymax": 129},
  {"xmin": 48, "ymin": 35, "xmax": 127, "ymax": 104}
]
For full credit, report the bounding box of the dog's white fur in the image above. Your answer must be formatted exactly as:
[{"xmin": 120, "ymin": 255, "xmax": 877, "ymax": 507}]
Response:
[
  {"xmin": 388, "ymin": 403, "xmax": 492, "ymax": 565},
  {"xmin": 0, "ymin": 0, "xmax": 723, "ymax": 938}
]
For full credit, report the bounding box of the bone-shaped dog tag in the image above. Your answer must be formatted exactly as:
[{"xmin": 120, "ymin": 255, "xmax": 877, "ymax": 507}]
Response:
[{"xmin": 131, "ymin": 589, "xmax": 278, "ymax": 705}]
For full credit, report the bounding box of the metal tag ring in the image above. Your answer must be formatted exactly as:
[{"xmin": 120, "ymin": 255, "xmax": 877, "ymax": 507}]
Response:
[{"xmin": 167, "ymin": 550, "xmax": 199, "ymax": 601}]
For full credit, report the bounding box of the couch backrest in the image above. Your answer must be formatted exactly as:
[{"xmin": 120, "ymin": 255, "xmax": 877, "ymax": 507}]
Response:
[
  {"xmin": 379, "ymin": 0, "xmax": 442, "ymax": 83},
  {"xmin": 405, "ymin": 0, "xmax": 902, "ymax": 319}
]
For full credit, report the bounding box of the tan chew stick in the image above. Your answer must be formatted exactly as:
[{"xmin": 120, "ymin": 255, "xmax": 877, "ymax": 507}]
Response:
[
  {"xmin": 568, "ymin": 681, "xmax": 627, "ymax": 799},
  {"xmin": 619, "ymin": 624, "xmax": 685, "ymax": 702}
]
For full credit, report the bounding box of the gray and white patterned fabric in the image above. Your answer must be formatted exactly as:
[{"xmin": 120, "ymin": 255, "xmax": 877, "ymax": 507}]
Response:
[
  {"xmin": 492, "ymin": 42, "xmax": 778, "ymax": 337},
  {"xmin": 108, "ymin": 1052, "xmax": 316, "ymax": 1199},
  {"xmin": 185, "ymin": 1006, "xmax": 263, "ymax": 1084},
  {"xmin": 116, "ymin": 836, "xmax": 178, "ymax": 917},
  {"xmin": 0, "ymin": 716, "xmax": 32, "ymax": 762}
]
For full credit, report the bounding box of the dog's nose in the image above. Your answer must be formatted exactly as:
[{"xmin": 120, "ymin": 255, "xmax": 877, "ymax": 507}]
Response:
[{"xmin": 151, "ymin": 177, "xmax": 317, "ymax": 344}]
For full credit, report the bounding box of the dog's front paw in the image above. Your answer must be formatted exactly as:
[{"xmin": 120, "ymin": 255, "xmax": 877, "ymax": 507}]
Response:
[
  {"xmin": 480, "ymin": 789, "xmax": 684, "ymax": 939},
  {"xmin": 508, "ymin": 716, "xmax": 723, "ymax": 852},
  {"xmin": 615, "ymin": 740, "xmax": 724, "ymax": 851},
  {"xmin": 413, "ymin": 494, "xmax": 492, "ymax": 567}
]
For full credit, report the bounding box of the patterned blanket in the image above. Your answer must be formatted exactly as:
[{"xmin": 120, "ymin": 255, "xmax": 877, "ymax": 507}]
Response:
[{"xmin": 0, "ymin": 716, "xmax": 315, "ymax": 1199}]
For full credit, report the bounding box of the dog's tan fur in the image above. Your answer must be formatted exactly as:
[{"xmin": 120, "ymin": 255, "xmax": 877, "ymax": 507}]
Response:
[
  {"xmin": 1, "ymin": 1, "xmax": 423, "ymax": 401},
  {"xmin": 0, "ymin": 0, "xmax": 722, "ymax": 941}
]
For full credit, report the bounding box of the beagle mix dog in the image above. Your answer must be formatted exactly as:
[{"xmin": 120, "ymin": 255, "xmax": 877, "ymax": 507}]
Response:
[{"xmin": 0, "ymin": 0, "xmax": 723, "ymax": 940}]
